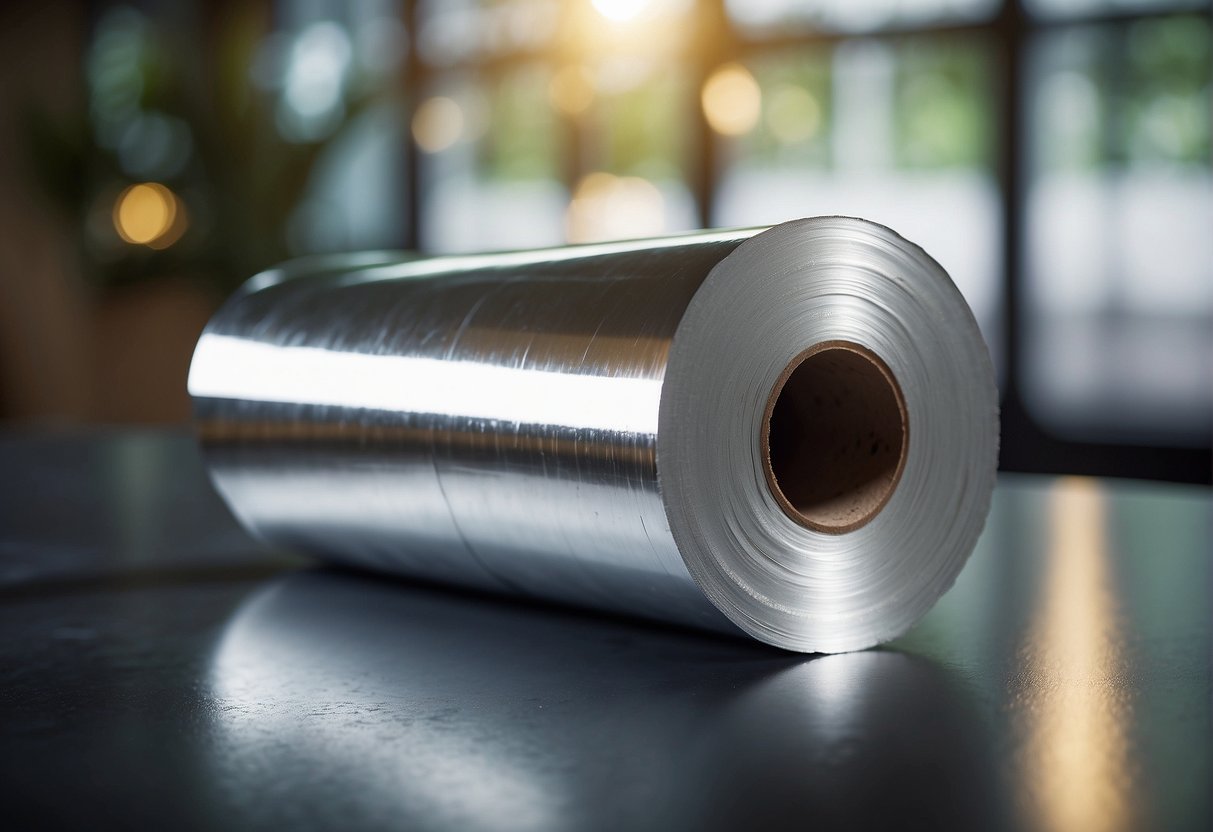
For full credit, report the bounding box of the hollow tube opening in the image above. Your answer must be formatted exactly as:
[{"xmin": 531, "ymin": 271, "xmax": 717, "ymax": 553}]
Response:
[{"xmin": 762, "ymin": 340, "xmax": 908, "ymax": 534}]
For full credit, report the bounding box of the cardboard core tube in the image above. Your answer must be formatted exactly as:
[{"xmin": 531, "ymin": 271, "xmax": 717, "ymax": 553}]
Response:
[{"xmin": 762, "ymin": 340, "xmax": 908, "ymax": 534}]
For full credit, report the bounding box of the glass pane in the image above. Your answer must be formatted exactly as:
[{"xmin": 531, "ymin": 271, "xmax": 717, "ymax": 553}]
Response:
[
  {"xmin": 418, "ymin": 65, "xmax": 567, "ymax": 252},
  {"xmin": 288, "ymin": 101, "xmax": 410, "ymax": 255},
  {"xmin": 566, "ymin": 59, "xmax": 697, "ymax": 242},
  {"xmin": 712, "ymin": 38, "xmax": 1003, "ymax": 375},
  {"xmin": 1024, "ymin": 0, "xmax": 1208, "ymax": 21},
  {"xmin": 726, "ymin": 0, "xmax": 1000, "ymax": 35},
  {"xmin": 273, "ymin": 0, "xmax": 410, "ymax": 256},
  {"xmin": 418, "ymin": 0, "xmax": 559, "ymax": 67},
  {"xmin": 1023, "ymin": 17, "xmax": 1213, "ymax": 443}
]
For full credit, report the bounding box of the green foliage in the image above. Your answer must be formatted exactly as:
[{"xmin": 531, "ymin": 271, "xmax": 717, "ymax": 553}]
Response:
[
  {"xmin": 1124, "ymin": 15, "xmax": 1211, "ymax": 165},
  {"xmin": 599, "ymin": 67, "xmax": 687, "ymax": 179},
  {"xmin": 744, "ymin": 50, "xmax": 833, "ymax": 168},
  {"xmin": 484, "ymin": 67, "xmax": 561, "ymax": 181},
  {"xmin": 894, "ymin": 39, "xmax": 992, "ymax": 170},
  {"xmin": 24, "ymin": 6, "xmax": 375, "ymax": 292}
]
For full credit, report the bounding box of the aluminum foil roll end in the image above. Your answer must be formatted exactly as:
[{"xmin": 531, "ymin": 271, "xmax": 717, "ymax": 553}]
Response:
[{"xmin": 659, "ymin": 217, "xmax": 999, "ymax": 653}]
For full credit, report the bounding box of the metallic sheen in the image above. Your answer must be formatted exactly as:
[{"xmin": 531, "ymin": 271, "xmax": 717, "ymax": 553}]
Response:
[{"xmin": 188, "ymin": 216, "xmax": 999, "ymax": 652}]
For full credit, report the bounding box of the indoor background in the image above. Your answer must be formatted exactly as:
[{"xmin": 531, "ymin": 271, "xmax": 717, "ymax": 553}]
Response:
[{"xmin": 0, "ymin": 0, "xmax": 1209, "ymax": 482}]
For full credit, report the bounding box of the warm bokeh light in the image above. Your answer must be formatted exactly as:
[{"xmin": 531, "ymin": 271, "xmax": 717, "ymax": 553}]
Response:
[
  {"xmin": 112, "ymin": 182, "xmax": 187, "ymax": 249},
  {"xmin": 1014, "ymin": 478, "xmax": 1134, "ymax": 832},
  {"xmin": 591, "ymin": 0, "xmax": 651, "ymax": 23},
  {"xmin": 766, "ymin": 83, "xmax": 822, "ymax": 144},
  {"xmin": 549, "ymin": 65, "xmax": 596, "ymax": 116},
  {"xmin": 412, "ymin": 96, "xmax": 465, "ymax": 153},
  {"xmin": 701, "ymin": 62, "xmax": 761, "ymax": 136},
  {"xmin": 565, "ymin": 172, "xmax": 665, "ymax": 243}
]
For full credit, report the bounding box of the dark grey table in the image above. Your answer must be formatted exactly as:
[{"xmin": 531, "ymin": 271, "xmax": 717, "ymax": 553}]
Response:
[{"xmin": 1, "ymin": 430, "xmax": 1209, "ymax": 831}]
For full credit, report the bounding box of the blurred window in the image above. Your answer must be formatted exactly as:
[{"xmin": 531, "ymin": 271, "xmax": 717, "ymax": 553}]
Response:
[
  {"xmin": 417, "ymin": 0, "xmax": 560, "ymax": 67},
  {"xmin": 1024, "ymin": 0, "xmax": 1209, "ymax": 20},
  {"xmin": 568, "ymin": 60, "xmax": 698, "ymax": 242},
  {"xmin": 725, "ymin": 0, "xmax": 1001, "ymax": 33},
  {"xmin": 416, "ymin": 0, "xmax": 697, "ymax": 250},
  {"xmin": 1023, "ymin": 15, "xmax": 1212, "ymax": 442},
  {"xmin": 417, "ymin": 67, "xmax": 567, "ymax": 253}
]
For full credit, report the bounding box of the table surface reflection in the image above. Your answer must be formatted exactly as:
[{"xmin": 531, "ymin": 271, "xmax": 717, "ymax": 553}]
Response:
[{"xmin": 0, "ymin": 430, "xmax": 1208, "ymax": 831}]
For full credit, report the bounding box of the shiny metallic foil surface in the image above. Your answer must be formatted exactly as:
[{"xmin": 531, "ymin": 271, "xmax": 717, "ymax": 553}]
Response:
[{"xmin": 189, "ymin": 217, "xmax": 999, "ymax": 653}]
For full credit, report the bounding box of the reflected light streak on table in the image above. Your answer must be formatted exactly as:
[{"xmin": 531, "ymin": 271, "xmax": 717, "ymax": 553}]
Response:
[{"xmin": 1014, "ymin": 479, "xmax": 1132, "ymax": 832}]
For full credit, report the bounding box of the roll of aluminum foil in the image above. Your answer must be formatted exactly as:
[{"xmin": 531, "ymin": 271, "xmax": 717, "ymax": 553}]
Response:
[{"xmin": 189, "ymin": 216, "xmax": 998, "ymax": 653}]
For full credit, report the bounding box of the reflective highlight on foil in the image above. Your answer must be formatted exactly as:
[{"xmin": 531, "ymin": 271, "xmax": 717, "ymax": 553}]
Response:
[{"xmin": 190, "ymin": 334, "xmax": 663, "ymax": 434}]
